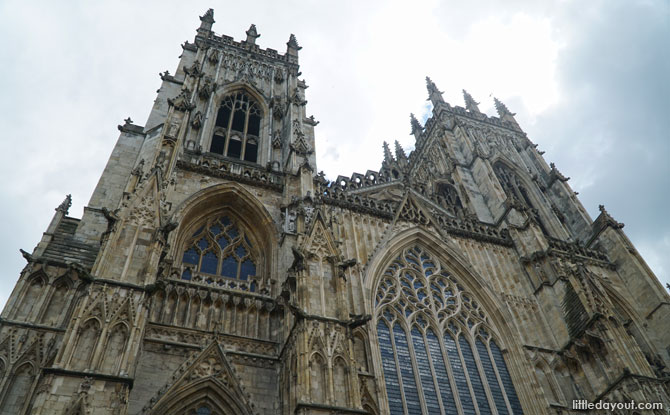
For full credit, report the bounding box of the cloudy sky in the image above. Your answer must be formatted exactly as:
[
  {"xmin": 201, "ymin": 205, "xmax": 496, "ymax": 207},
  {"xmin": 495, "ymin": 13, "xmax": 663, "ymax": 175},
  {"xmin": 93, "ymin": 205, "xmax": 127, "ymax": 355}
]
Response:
[{"xmin": 0, "ymin": 0, "xmax": 668, "ymax": 308}]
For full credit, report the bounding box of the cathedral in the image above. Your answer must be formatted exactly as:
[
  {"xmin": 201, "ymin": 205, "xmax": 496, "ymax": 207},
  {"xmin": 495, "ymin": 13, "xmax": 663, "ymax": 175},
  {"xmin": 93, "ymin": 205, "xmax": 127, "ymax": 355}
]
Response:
[{"xmin": 1, "ymin": 8, "xmax": 669, "ymax": 415}]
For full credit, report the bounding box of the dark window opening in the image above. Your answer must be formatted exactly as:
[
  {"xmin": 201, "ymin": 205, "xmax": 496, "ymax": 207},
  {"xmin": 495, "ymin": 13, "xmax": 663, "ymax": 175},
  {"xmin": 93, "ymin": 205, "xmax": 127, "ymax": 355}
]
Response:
[
  {"xmin": 210, "ymin": 134, "xmax": 226, "ymax": 155},
  {"xmin": 227, "ymin": 137, "xmax": 242, "ymax": 158},
  {"xmin": 244, "ymin": 141, "xmax": 258, "ymax": 162},
  {"xmin": 209, "ymin": 91, "xmax": 262, "ymax": 163}
]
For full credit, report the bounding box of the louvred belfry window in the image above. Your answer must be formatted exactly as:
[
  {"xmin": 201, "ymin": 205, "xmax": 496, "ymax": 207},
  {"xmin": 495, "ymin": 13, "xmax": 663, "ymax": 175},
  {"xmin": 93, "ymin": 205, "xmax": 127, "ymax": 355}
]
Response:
[
  {"xmin": 375, "ymin": 246, "xmax": 523, "ymax": 414},
  {"xmin": 180, "ymin": 215, "xmax": 258, "ymax": 291},
  {"xmin": 210, "ymin": 91, "xmax": 261, "ymax": 163}
]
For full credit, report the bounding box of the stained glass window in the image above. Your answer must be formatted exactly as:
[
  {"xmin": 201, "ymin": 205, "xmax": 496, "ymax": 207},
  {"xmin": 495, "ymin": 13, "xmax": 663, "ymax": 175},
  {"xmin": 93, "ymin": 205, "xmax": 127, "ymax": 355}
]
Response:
[
  {"xmin": 375, "ymin": 246, "xmax": 524, "ymax": 414},
  {"xmin": 181, "ymin": 215, "xmax": 257, "ymax": 290}
]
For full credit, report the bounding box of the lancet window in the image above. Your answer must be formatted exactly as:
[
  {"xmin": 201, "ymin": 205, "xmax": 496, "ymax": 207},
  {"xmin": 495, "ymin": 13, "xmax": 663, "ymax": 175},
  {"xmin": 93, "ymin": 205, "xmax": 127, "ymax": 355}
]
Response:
[
  {"xmin": 180, "ymin": 215, "xmax": 258, "ymax": 292},
  {"xmin": 493, "ymin": 161, "xmax": 548, "ymax": 235},
  {"xmin": 375, "ymin": 246, "xmax": 523, "ymax": 414},
  {"xmin": 210, "ymin": 92, "xmax": 261, "ymax": 163}
]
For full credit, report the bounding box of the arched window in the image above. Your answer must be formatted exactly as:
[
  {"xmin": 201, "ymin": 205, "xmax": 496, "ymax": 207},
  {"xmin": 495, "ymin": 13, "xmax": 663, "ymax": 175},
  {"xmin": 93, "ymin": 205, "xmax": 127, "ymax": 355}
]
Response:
[
  {"xmin": 0, "ymin": 362, "xmax": 34, "ymax": 414},
  {"xmin": 435, "ymin": 182, "xmax": 463, "ymax": 216},
  {"xmin": 180, "ymin": 215, "xmax": 258, "ymax": 292},
  {"xmin": 210, "ymin": 92, "xmax": 261, "ymax": 163},
  {"xmin": 375, "ymin": 246, "xmax": 523, "ymax": 414},
  {"xmin": 493, "ymin": 161, "xmax": 548, "ymax": 235}
]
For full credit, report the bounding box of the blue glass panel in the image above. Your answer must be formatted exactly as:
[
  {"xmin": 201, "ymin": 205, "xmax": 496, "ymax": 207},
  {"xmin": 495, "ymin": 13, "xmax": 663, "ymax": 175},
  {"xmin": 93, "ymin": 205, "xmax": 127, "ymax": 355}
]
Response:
[
  {"xmin": 196, "ymin": 406, "xmax": 211, "ymax": 415},
  {"xmin": 444, "ymin": 333, "xmax": 476, "ymax": 415},
  {"xmin": 240, "ymin": 259, "xmax": 255, "ymax": 280},
  {"xmin": 459, "ymin": 336, "xmax": 491, "ymax": 414},
  {"xmin": 490, "ymin": 341, "xmax": 523, "ymax": 414},
  {"xmin": 217, "ymin": 236, "xmax": 229, "ymax": 250},
  {"xmin": 197, "ymin": 237, "xmax": 209, "ymax": 251},
  {"xmin": 393, "ymin": 324, "xmax": 421, "ymax": 414},
  {"xmin": 183, "ymin": 248, "xmax": 199, "ymax": 265},
  {"xmin": 181, "ymin": 268, "xmax": 192, "ymax": 281},
  {"xmin": 227, "ymin": 226, "xmax": 239, "ymax": 239},
  {"xmin": 426, "ymin": 330, "xmax": 457, "ymax": 415},
  {"xmin": 221, "ymin": 256, "xmax": 238, "ymax": 278},
  {"xmin": 209, "ymin": 224, "xmax": 222, "ymax": 235},
  {"xmin": 200, "ymin": 251, "xmax": 218, "ymax": 274},
  {"xmin": 191, "ymin": 225, "xmax": 204, "ymax": 237},
  {"xmin": 477, "ymin": 339, "xmax": 509, "ymax": 415},
  {"xmin": 235, "ymin": 245, "xmax": 247, "ymax": 258},
  {"xmin": 220, "ymin": 216, "xmax": 232, "ymax": 226},
  {"xmin": 377, "ymin": 321, "xmax": 403, "ymax": 415},
  {"xmin": 250, "ymin": 281, "xmax": 256, "ymax": 292},
  {"xmin": 411, "ymin": 328, "xmax": 441, "ymax": 415}
]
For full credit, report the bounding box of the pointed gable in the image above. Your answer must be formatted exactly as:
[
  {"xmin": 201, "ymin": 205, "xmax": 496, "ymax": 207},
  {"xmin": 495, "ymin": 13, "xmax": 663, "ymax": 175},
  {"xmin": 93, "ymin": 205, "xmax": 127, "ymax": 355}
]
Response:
[{"xmin": 143, "ymin": 341, "xmax": 254, "ymax": 415}]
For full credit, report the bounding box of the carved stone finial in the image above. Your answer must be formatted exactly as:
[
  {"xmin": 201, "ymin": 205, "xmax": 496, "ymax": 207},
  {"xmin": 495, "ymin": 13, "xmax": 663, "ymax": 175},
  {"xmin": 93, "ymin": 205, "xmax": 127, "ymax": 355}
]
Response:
[
  {"xmin": 123, "ymin": 117, "xmax": 133, "ymax": 125},
  {"xmin": 382, "ymin": 141, "xmax": 395, "ymax": 165},
  {"xmin": 494, "ymin": 97, "xmax": 515, "ymax": 117},
  {"xmin": 245, "ymin": 24, "xmax": 260, "ymax": 44},
  {"xmin": 596, "ymin": 204, "xmax": 624, "ymax": 229},
  {"xmin": 56, "ymin": 194, "xmax": 72, "ymax": 214},
  {"xmin": 426, "ymin": 76, "xmax": 444, "ymax": 105},
  {"xmin": 666, "ymin": 283, "xmax": 670, "ymax": 292},
  {"xmin": 287, "ymin": 34, "xmax": 302, "ymax": 52},
  {"xmin": 410, "ymin": 113, "xmax": 423, "ymax": 136},
  {"xmin": 200, "ymin": 9, "xmax": 215, "ymax": 24},
  {"xmin": 394, "ymin": 140, "xmax": 407, "ymax": 161},
  {"xmin": 462, "ymin": 89, "xmax": 481, "ymax": 114}
]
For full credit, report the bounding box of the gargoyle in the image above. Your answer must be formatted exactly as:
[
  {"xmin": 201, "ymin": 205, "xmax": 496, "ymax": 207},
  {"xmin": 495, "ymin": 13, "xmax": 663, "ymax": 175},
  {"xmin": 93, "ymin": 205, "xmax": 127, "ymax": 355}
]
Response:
[
  {"xmin": 289, "ymin": 247, "xmax": 305, "ymax": 272},
  {"xmin": 347, "ymin": 313, "xmax": 372, "ymax": 329},
  {"xmin": 337, "ymin": 258, "xmax": 357, "ymax": 280},
  {"xmin": 19, "ymin": 249, "xmax": 33, "ymax": 263}
]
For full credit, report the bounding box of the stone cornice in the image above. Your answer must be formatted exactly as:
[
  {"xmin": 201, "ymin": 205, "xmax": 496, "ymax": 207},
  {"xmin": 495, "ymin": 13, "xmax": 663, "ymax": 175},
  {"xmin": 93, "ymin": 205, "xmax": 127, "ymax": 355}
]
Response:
[{"xmin": 176, "ymin": 157, "xmax": 284, "ymax": 191}]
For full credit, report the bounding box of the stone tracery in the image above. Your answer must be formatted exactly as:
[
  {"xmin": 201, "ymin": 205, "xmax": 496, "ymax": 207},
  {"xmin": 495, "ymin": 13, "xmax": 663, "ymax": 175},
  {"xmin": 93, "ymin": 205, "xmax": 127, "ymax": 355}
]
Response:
[{"xmin": 375, "ymin": 245, "xmax": 523, "ymax": 414}]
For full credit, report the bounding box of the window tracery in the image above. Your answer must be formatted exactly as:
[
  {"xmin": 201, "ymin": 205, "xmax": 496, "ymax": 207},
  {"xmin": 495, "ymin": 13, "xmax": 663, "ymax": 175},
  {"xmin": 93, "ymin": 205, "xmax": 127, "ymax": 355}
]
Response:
[
  {"xmin": 180, "ymin": 215, "xmax": 258, "ymax": 292},
  {"xmin": 493, "ymin": 161, "xmax": 548, "ymax": 235},
  {"xmin": 375, "ymin": 246, "xmax": 523, "ymax": 414},
  {"xmin": 210, "ymin": 92, "xmax": 261, "ymax": 163}
]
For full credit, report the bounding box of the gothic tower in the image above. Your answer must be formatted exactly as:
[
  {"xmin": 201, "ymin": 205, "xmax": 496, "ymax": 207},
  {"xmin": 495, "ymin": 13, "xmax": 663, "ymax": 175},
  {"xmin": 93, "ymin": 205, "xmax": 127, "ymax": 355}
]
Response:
[{"xmin": 1, "ymin": 9, "xmax": 669, "ymax": 415}]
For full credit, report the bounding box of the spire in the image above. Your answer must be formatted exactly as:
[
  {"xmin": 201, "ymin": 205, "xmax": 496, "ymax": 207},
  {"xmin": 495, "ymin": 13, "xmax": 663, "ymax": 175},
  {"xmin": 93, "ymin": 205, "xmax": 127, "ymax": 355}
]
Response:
[
  {"xmin": 245, "ymin": 24, "xmax": 260, "ymax": 45},
  {"xmin": 494, "ymin": 97, "xmax": 520, "ymax": 129},
  {"xmin": 462, "ymin": 89, "xmax": 481, "ymax": 114},
  {"xmin": 382, "ymin": 141, "xmax": 395, "ymax": 164},
  {"xmin": 198, "ymin": 9, "xmax": 215, "ymax": 32},
  {"xmin": 394, "ymin": 140, "xmax": 408, "ymax": 161},
  {"xmin": 286, "ymin": 34, "xmax": 301, "ymax": 59},
  {"xmin": 410, "ymin": 113, "xmax": 423, "ymax": 139},
  {"xmin": 425, "ymin": 76, "xmax": 444, "ymax": 106}
]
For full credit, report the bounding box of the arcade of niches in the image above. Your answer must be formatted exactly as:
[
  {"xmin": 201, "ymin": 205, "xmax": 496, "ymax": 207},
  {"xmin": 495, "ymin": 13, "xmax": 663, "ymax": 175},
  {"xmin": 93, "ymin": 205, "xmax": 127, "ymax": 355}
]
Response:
[{"xmin": 1, "ymin": 8, "xmax": 669, "ymax": 415}]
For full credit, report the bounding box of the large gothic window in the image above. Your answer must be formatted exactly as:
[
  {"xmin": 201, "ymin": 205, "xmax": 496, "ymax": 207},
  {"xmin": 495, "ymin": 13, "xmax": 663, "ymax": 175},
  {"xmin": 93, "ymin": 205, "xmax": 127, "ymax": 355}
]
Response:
[
  {"xmin": 210, "ymin": 92, "xmax": 261, "ymax": 163},
  {"xmin": 180, "ymin": 215, "xmax": 258, "ymax": 292},
  {"xmin": 375, "ymin": 246, "xmax": 523, "ymax": 414}
]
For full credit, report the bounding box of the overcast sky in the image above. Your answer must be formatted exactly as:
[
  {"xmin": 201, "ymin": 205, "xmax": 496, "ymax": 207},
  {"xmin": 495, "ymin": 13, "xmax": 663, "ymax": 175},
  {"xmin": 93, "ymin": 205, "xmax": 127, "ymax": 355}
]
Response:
[{"xmin": 0, "ymin": 0, "xmax": 668, "ymax": 308}]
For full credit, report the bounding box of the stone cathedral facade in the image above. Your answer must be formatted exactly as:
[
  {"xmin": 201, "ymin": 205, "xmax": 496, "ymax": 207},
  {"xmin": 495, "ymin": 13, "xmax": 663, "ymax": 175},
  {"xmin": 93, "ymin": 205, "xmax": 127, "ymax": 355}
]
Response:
[{"xmin": 1, "ymin": 8, "xmax": 669, "ymax": 415}]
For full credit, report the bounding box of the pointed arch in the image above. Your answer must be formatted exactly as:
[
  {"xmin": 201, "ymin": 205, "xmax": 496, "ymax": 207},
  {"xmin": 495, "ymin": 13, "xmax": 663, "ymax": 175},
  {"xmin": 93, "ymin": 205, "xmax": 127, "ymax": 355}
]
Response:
[
  {"xmin": 70, "ymin": 318, "xmax": 100, "ymax": 370},
  {"xmin": 15, "ymin": 272, "xmax": 47, "ymax": 321},
  {"xmin": 99, "ymin": 322, "xmax": 129, "ymax": 374},
  {"xmin": 204, "ymin": 82, "xmax": 269, "ymax": 165},
  {"xmin": 151, "ymin": 378, "xmax": 253, "ymax": 415},
  {"xmin": 169, "ymin": 182, "xmax": 277, "ymax": 288},
  {"xmin": 365, "ymin": 227, "xmax": 531, "ymax": 414},
  {"xmin": 40, "ymin": 276, "xmax": 74, "ymax": 326},
  {"xmin": 0, "ymin": 361, "xmax": 35, "ymax": 414},
  {"xmin": 309, "ymin": 351, "xmax": 327, "ymax": 403}
]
